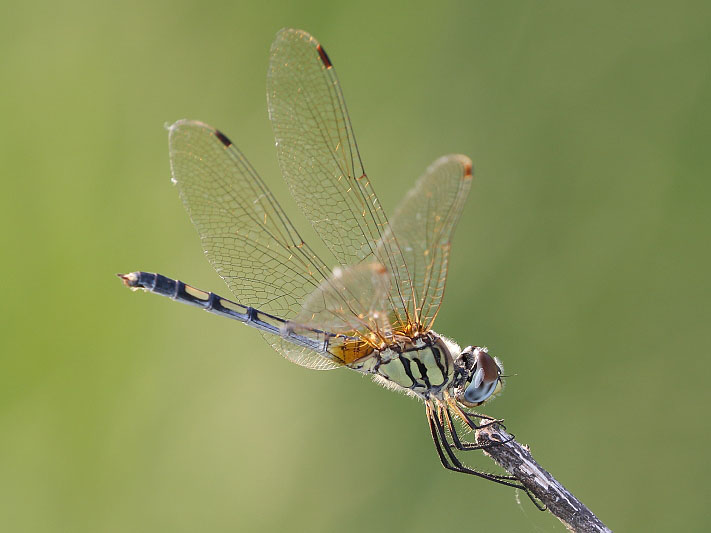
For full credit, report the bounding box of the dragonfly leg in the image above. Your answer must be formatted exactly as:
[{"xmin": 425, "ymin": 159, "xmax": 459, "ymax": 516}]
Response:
[
  {"xmin": 440, "ymin": 406, "xmax": 514, "ymax": 451},
  {"xmin": 426, "ymin": 403, "xmax": 521, "ymax": 487},
  {"xmin": 427, "ymin": 403, "xmax": 545, "ymax": 510},
  {"xmin": 463, "ymin": 411, "xmax": 507, "ymax": 430},
  {"xmin": 443, "ymin": 396, "xmax": 506, "ymax": 430},
  {"xmin": 450, "ymin": 404, "xmax": 507, "ymax": 431}
]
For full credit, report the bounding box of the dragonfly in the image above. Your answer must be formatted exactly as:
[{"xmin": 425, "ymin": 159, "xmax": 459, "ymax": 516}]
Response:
[{"xmin": 120, "ymin": 28, "xmax": 539, "ymax": 505}]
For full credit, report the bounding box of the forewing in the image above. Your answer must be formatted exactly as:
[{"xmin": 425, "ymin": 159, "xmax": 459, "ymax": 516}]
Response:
[
  {"xmin": 168, "ymin": 119, "xmax": 339, "ymax": 369},
  {"xmin": 378, "ymin": 155, "xmax": 473, "ymax": 332},
  {"xmin": 267, "ymin": 28, "xmax": 415, "ymax": 329}
]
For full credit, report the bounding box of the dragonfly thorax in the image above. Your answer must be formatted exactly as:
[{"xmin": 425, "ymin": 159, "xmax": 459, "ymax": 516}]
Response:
[{"xmin": 350, "ymin": 332, "xmax": 457, "ymax": 399}]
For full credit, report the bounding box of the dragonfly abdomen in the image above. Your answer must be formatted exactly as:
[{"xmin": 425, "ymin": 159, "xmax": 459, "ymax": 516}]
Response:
[{"xmin": 118, "ymin": 272, "xmax": 327, "ymax": 352}]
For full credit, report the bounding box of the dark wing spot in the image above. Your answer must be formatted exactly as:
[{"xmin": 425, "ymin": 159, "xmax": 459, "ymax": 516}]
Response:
[
  {"xmin": 464, "ymin": 161, "xmax": 473, "ymax": 178},
  {"xmin": 317, "ymin": 45, "xmax": 333, "ymax": 69},
  {"xmin": 214, "ymin": 129, "xmax": 232, "ymax": 147}
]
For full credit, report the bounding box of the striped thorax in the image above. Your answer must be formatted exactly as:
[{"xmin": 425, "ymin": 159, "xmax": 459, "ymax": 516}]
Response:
[
  {"xmin": 350, "ymin": 332, "xmax": 454, "ymax": 398},
  {"xmin": 350, "ymin": 333, "xmax": 503, "ymax": 406}
]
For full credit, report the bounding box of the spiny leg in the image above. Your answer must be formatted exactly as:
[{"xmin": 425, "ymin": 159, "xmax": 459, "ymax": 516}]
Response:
[
  {"xmin": 431, "ymin": 405, "xmax": 519, "ymax": 482},
  {"xmin": 430, "ymin": 403, "xmax": 546, "ymax": 511},
  {"xmin": 463, "ymin": 411, "xmax": 505, "ymax": 430},
  {"xmin": 440, "ymin": 406, "xmax": 514, "ymax": 452},
  {"xmin": 425, "ymin": 402, "xmax": 523, "ymax": 489},
  {"xmin": 444, "ymin": 396, "xmax": 505, "ymax": 430}
]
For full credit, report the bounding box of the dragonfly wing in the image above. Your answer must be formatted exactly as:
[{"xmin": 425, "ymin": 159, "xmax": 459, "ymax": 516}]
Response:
[
  {"xmin": 266, "ymin": 263, "xmax": 393, "ymax": 369},
  {"xmin": 289, "ymin": 262, "xmax": 392, "ymax": 365},
  {"xmin": 377, "ymin": 155, "xmax": 473, "ymax": 332},
  {"xmin": 262, "ymin": 334, "xmax": 343, "ymax": 370},
  {"xmin": 267, "ymin": 29, "xmax": 416, "ymax": 330},
  {"xmin": 292, "ymin": 262, "xmax": 391, "ymax": 336},
  {"xmin": 168, "ymin": 119, "xmax": 340, "ymax": 369}
]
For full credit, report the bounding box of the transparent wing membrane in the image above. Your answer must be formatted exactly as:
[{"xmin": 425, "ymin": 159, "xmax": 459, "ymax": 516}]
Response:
[
  {"xmin": 267, "ymin": 29, "xmax": 417, "ymax": 330},
  {"xmin": 378, "ymin": 155, "xmax": 473, "ymax": 331},
  {"xmin": 267, "ymin": 29, "xmax": 372, "ymax": 265},
  {"xmin": 169, "ymin": 120, "xmax": 341, "ymax": 369},
  {"xmin": 261, "ymin": 332, "xmax": 342, "ymax": 370},
  {"xmin": 291, "ymin": 262, "xmax": 392, "ymax": 340},
  {"xmin": 169, "ymin": 120, "xmax": 329, "ymax": 314},
  {"xmin": 288, "ymin": 263, "xmax": 392, "ymax": 364}
]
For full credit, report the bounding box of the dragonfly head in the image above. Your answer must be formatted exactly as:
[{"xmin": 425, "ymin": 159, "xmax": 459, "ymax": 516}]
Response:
[{"xmin": 453, "ymin": 346, "xmax": 503, "ymax": 407}]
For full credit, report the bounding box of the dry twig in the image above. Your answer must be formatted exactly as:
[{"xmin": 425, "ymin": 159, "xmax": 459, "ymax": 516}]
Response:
[{"xmin": 475, "ymin": 423, "xmax": 612, "ymax": 533}]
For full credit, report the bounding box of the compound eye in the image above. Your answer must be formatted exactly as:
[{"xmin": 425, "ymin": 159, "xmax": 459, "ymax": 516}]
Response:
[{"xmin": 460, "ymin": 349, "xmax": 501, "ymax": 407}]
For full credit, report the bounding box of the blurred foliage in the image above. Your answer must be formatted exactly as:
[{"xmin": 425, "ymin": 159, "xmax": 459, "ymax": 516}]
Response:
[{"xmin": 1, "ymin": 1, "xmax": 709, "ymax": 531}]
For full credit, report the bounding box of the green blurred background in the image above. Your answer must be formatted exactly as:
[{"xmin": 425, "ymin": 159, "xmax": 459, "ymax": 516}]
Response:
[{"xmin": 2, "ymin": 1, "xmax": 709, "ymax": 531}]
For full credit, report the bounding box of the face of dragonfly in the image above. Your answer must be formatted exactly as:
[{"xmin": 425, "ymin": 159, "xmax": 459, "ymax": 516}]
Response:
[{"xmin": 452, "ymin": 346, "xmax": 504, "ymax": 407}]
